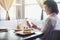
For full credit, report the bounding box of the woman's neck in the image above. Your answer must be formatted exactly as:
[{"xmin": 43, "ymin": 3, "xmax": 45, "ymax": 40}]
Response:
[{"xmin": 49, "ymin": 12, "xmax": 57, "ymax": 17}]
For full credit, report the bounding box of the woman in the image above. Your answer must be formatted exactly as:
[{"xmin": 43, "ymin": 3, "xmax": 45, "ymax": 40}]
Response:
[{"xmin": 27, "ymin": 1, "xmax": 60, "ymax": 40}]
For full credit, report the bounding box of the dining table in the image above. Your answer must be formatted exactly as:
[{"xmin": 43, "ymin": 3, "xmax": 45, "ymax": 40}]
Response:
[
  {"xmin": 0, "ymin": 29, "xmax": 42, "ymax": 40},
  {"xmin": 0, "ymin": 19, "xmax": 43, "ymax": 40},
  {"xmin": 15, "ymin": 29, "xmax": 42, "ymax": 40}
]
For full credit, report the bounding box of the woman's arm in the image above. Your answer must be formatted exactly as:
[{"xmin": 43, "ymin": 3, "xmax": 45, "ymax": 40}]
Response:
[
  {"xmin": 32, "ymin": 23, "xmax": 41, "ymax": 30},
  {"xmin": 26, "ymin": 21, "xmax": 41, "ymax": 30}
]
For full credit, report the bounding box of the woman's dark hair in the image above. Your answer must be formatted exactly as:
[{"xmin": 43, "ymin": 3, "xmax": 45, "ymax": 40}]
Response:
[{"xmin": 44, "ymin": 1, "xmax": 59, "ymax": 14}]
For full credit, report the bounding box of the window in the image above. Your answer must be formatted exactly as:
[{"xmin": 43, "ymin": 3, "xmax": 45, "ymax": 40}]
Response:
[
  {"xmin": 25, "ymin": 0, "xmax": 42, "ymax": 20},
  {"xmin": 55, "ymin": 0, "xmax": 60, "ymax": 2},
  {"xmin": 25, "ymin": 0, "xmax": 48, "ymax": 20}
]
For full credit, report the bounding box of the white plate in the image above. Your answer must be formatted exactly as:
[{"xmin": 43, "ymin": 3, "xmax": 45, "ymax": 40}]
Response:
[{"xmin": 16, "ymin": 31, "xmax": 34, "ymax": 35}]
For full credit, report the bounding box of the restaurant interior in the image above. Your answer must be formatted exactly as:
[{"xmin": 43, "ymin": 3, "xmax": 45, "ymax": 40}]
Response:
[{"xmin": 0, "ymin": 0, "xmax": 60, "ymax": 40}]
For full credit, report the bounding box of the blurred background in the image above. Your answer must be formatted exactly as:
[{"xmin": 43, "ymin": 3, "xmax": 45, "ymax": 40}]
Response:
[{"xmin": 0, "ymin": 0, "xmax": 60, "ymax": 21}]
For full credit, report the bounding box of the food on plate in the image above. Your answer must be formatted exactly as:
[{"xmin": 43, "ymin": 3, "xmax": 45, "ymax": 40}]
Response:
[{"xmin": 23, "ymin": 27, "xmax": 32, "ymax": 34}]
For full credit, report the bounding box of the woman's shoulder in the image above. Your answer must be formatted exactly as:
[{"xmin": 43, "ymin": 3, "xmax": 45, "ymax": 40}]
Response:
[
  {"xmin": 46, "ymin": 16, "xmax": 57, "ymax": 21},
  {"xmin": 45, "ymin": 16, "xmax": 57, "ymax": 24},
  {"xmin": 45, "ymin": 17, "xmax": 52, "ymax": 22}
]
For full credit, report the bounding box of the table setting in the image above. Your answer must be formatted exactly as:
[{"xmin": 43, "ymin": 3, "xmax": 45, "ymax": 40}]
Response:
[{"xmin": 0, "ymin": 19, "xmax": 43, "ymax": 40}]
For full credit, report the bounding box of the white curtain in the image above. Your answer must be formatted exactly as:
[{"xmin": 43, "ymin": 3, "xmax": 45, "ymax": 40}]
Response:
[
  {"xmin": 36, "ymin": 0, "xmax": 46, "ymax": 8},
  {"xmin": 0, "ymin": 0, "xmax": 14, "ymax": 20}
]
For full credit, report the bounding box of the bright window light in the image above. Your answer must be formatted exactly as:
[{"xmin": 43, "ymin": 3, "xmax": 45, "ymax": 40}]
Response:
[{"xmin": 54, "ymin": 0, "xmax": 60, "ymax": 2}]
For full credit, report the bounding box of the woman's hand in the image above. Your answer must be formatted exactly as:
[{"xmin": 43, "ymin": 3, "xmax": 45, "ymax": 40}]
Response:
[
  {"xmin": 32, "ymin": 23, "xmax": 41, "ymax": 30},
  {"xmin": 26, "ymin": 21, "xmax": 41, "ymax": 30},
  {"xmin": 26, "ymin": 21, "xmax": 32, "ymax": 28}
]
